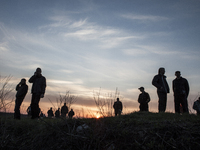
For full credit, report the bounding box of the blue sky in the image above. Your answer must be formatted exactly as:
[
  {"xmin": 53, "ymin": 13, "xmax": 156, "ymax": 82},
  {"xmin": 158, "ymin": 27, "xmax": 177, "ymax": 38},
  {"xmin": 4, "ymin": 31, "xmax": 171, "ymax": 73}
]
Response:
[{"xmin": 1, "ymin": 0, "xmax": 200, "ymax": 116}]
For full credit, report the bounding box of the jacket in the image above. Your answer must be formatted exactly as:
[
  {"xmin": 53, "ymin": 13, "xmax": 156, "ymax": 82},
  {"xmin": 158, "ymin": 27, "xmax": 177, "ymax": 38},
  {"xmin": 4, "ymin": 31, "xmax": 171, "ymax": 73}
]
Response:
[
  {"xmin": 113, "ymin": 101, "xmax": 123, "ymax": 111},
  {"xmin": 152, "ymin": 74, "xmax": 169, "ymax": 93},
  {"xmin": 16, "ymin": 84, "xmax": 28, "ymax": 98},
  {"xmin": 172, "ymin": 77, "xmax": 189, "ymax": 97},
  {"xmin": 29, "ymin": 75, "xmax": 46, "ymax": 94},
  {"xmin": 138, "ymin": 92, "xmax": 150, "ymax": 104}
]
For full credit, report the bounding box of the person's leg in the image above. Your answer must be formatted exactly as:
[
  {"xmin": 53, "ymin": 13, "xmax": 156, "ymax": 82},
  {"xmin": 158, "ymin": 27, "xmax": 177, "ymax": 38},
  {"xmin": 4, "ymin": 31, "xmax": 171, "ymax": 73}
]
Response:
[
  {"xmin": 31, "ymin": 94, "xmax": 40, "ymax": 119},
  {"xmin": 139, "ymin": 104, "xmax": 142, "ymax": 111},
  {"xmin": 14, "ymin": 99, "xmax": 20, "ymax": 119},
  {"xmin": 115, "ymin": 111, "xmax": 117, "ymax": 116},
  {"xmin": 174, "ymin": 95, "xmax": 180, "ymax": 114},
  {"xmin": 181, "ymin": 95, "xmax": 189, "ymax": 113},
  {"xmin": 14, "ymin": 98, "xmax": 23, "ymax": 119},
  {"xmin": 158, "ymin": 92, "xmax": 167, "ymax": 112},
  {"xmin": 144, "ymin": 103, "xmax": 148, "ymax": 112}
]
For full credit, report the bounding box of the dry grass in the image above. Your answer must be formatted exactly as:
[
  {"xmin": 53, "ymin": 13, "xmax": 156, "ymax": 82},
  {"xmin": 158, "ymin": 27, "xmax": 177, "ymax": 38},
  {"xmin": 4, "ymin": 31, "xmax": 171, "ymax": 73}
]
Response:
[{"xmin": 1, "ymin": 112, "xmax": 200, "ymax": 150}]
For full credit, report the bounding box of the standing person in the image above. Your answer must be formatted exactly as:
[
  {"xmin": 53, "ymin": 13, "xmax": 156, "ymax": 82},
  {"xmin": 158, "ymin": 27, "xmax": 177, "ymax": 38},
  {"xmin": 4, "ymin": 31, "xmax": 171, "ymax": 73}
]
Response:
[
  {"xmin": 152, "ymin": 67, "xmax": 170, "ymax": 112},
  {"xmin": 68, "ymin": 108, "xmax": 75, "ymax": 119},
  {"xmin": 138, "ymin": 87, "xmax": 150, "ymax": 112},
  {"xmin": 55, "ymin": 108, "xmax": 60, "ymax": 118},
  {"xmin": 14, "ymin": 78, "xmax": 28, "ymax": 119},
  {"xmin": 193, "ymin": 97, "xmax": 200, "ymax": 115},
  {"xmin": 61, "ymin": 103, "xmax": 68, "ymax": 117},
  {"xmin": 113, "ymin": 98, "xmax": 123, "ymax": 116},
  {"xmin": 29, "ymin": 68, "xmax": 46, "ymax": 119},
  {"xmin": 47, "ymin": 107, "xmax": 54, "ymax": 118},
  {"xmin": 173, "ymin": 71, "xmax": 190, "ymax": 113}
]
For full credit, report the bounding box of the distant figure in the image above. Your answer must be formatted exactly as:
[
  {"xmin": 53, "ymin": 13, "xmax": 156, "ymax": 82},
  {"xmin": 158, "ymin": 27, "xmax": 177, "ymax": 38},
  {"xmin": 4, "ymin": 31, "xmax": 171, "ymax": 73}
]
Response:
[
  {"xmin": 27, "ymin": 105, "xmax": 31, "ymax": 116},
  {"xmin": 61, "ymin": 103, "xmax": 68, "ymax": 117},
  {"xmin": 138, "ymin": 87, "xmax": 150, "ymax": 112},
  {"xmin": 173, "ymin": 71, "xmax": 190, "ymax": 114},
  {"xmin": 47, "ymin": 107, "xmax": 54, "ymax": 118},
  {"xmin": 113, "ymin": 98, "xmax": 123, "ymax": 116},
  {"xmin": 55, "ymin": 108, "xmax": 60, "ymax": 118},
  {"xmin": 29, "ymin": 68, "xmax": 46, "ymax": 119},
  {"xmin": 68, "ymin": 109, "xmax": 75, "ymax": 119},
  {"xmin": 193, "ymin": 97, "xmax": 200, "ymax": 115},
  {"xmin": 40, "ymin": 111, "xmax": 45, "ymax": 118},
  {"xmin": 152, "ymin": 67, "xmax": 169, "ymax": 112},
  {"xmin": 14, "ymin": 78, "xmax": 28, "ymax": 119}
]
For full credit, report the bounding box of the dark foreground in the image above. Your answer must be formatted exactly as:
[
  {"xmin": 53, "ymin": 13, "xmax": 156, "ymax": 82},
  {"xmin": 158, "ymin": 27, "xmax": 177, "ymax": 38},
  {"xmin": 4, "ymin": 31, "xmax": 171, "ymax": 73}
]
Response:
[{"xmin": 1, "ymin": 112, "xmax": 200, "ymax": 150}]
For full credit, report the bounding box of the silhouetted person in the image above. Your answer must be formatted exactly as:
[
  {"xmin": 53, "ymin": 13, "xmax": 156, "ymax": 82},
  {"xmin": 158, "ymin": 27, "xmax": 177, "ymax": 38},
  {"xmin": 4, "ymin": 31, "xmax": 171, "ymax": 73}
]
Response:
[
  {"xmin": 29, "ymin": 68, "xmax": 46, "ymax": 119},
  {"xmin": 68, "ymin": 109, "xmax": 75, "ymax": 119},
  {"xmin": 138, "ymin": 87, "xmax": 150, "ymax": 112},
  {"xmin": 55, "ymin": 108, "xmax": 60, "ymax": 118},
  {"xmin": 14, "ymin": 78, "xmax": 28, "ymax": 119},
  {"xmin": 173, "ymin": 71, "xmax": 189, "ymax": 114},
  {"xmin": 193, "ymin": 97, "xmax": 200, "ymax": 115},
  {"xmin": 152, "ymin": 67, "xmax": 169, "ymax": 112},
  {"xmin": 113, "ymin": 98, "xmax": 123, "ymax": 116},
  {"xmin": 47, "ymin": 107, "xmax": 54, "ymax": 118},
  {"xmin": 27, "ymin": 105, "xmax": 31, "ymax": 116},
  {"xmin": 61, "ymin": 103, "xmax": 68, "ymax": 117},
  {"xmin": 40, "ymin": 111, "xmax": 45, "ymax": 118}
]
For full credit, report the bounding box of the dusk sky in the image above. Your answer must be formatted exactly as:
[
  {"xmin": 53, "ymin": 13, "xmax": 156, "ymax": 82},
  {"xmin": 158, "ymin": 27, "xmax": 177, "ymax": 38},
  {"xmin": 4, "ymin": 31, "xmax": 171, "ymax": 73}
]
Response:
[{"xmin": 1, "ymin": 0, "xmax": 200, "ymax": 117}]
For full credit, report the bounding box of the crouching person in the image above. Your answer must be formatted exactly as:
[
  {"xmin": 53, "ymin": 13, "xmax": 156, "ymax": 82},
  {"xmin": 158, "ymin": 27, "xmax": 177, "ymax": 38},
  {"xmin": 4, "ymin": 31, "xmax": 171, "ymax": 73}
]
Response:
[{"xmin": 193, "ymin": 97, "xmax": 200, "ymax": 115}]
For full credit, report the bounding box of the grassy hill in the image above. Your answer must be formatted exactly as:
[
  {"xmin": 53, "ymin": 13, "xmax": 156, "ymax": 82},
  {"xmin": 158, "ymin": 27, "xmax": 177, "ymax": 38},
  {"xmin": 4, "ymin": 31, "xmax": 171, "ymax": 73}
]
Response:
[{"xmin": 1, "ymin": 112, "xmax": 200, "ymax": 150}]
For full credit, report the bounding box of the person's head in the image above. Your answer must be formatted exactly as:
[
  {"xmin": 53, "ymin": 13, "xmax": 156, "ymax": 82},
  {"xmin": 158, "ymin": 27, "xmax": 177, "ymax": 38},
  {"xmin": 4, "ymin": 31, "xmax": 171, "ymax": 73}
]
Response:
[
  {"xmin": 36, "ymin": 68, "xmax": 42, "ymax": 76},
  {"xmin": 71, "ymin": 109, "xmax": 73, "ymax": 111},
  {"xmin": 175, "ymin": 71, "xmax": 181, "ymax": 78},
  {"xmin": 138, "ymin": 87, "xmax": 144, "ymax": 92},
  {"xmin": 198, "ymin": 97, "xmax": 200, "ymax": 101},
  {"xmin": 64, "ymin": 103, "xmax": 66, "ymax": 106},
  {"xmin": 158, "ymin": 67, "xmax": 165, "ymax": 75},
  {"xmin": 20, "ymin": 78, "xmax": 26, "ymax": 84},
  {"xmin": 50, "ymin": 107, "xmax": 52, "ymax": 110},
  {"xmin": 117, "ymin": 98, "xmax": 119, "ymax": 101}
]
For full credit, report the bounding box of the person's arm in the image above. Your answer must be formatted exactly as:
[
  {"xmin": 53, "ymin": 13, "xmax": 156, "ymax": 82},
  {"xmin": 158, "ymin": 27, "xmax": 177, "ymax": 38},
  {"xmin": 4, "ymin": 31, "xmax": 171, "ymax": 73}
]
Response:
[
  {"xmin": 16, "ymin": 83, "xmax": 20, "ymax": 91},
  {"xmin": 138, "ymin": 94, "xmax": 141, "ymax": 103},
  {"xmin": 165, "ymin": 78, "xmax": 170, "ymax": 93},
  {"xmin": 29, "ymin": 73, "xmax": 37, "ymax": 83},
  {"xmin": 40, "ymin": 77, "xmax": 46, "ymax": 98},
  {"xmin": 185, "ymin": 79, "xmax": 190, "ymax": 98},
  {"xmin": 147, "ymin": 93, "xmax": 150, "ymax": 103},
  {"xmin": 113, "ymin": 103, "xmax": 115, "ymax": 109},
  {"xmin": 152, "ymin": 75, "xmax": 161, "ymax": 89}
]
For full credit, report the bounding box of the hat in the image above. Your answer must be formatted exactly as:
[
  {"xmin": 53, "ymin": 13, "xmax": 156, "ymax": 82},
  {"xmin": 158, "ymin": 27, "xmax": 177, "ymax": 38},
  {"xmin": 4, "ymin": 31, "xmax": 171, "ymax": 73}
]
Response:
[{"xmin": 138, "ymin": 87, "xmax": 144, "ymax": 90}]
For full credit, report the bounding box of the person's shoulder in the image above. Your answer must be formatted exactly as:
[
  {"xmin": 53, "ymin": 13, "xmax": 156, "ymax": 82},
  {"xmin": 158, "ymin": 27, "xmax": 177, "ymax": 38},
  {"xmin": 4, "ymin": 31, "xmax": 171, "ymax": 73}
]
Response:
[
  {"xmin": 153, "ymin": 74, "xmax": 159, "ymax": 78},
  {"xmin": 153, "ymin": 74, "xmax": 161, "ymax": 79},
  {"xmin": 182, "ymin": 77, "xmax": 188, "ymax": 81},
  {"xmin": 41, "ymin": 76, "xmax": 46, "ymax": 79}
]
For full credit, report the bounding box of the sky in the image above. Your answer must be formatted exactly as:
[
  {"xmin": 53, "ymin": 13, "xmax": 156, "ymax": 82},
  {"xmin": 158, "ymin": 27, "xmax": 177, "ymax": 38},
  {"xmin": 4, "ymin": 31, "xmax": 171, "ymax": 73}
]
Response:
[{"xmin": 1, "ymin": 0, "xmax": 200, "ymax": 117}]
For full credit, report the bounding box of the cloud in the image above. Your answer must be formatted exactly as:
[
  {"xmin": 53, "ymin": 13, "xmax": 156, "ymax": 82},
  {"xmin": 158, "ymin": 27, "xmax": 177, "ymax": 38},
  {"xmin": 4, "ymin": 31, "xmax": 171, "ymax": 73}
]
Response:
[
  {"xmin": 0, "ymin": 42, "xmax": 9, "ymax": 52},
  {"xmin": 121, "ymin": 14, "xmax": 169, "ymax": 22}
]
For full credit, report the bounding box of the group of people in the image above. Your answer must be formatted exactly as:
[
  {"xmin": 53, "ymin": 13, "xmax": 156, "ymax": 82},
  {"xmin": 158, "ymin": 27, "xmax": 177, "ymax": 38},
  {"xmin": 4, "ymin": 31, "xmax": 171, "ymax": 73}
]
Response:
[
  {"xmin": 138, "ymin": 68, "xmax": 191, "ymax": 113},
  {"xmin": 113, "ymin": 67, "xmax": 200, "ymax": 116},
  {"xmin": 14, "ymin": 68, "xmax": 46, "ymax": 119},
  {"xmin": 47, "ymin": 103, "xmax": 75, "ymax": 119},
  {"xmin": 14, "ymin": 67, "xmax": 76, "ymax": 119},
  {"xmin": 14, "ymin": 67, "xmax": 200, "ymax": 119}
]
